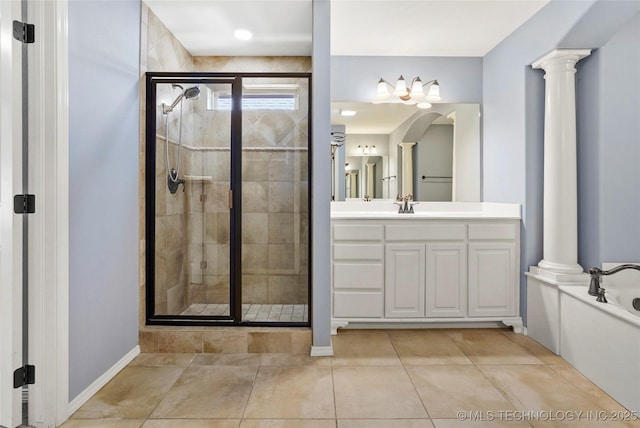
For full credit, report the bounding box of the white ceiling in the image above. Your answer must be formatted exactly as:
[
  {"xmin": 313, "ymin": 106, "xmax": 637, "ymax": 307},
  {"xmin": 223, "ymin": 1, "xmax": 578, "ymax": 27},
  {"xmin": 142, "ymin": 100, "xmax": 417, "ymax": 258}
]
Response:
[
  {"xmin": 144, "ymin": 0, "xmax": 550, "ymax": 133},
  {"xmin": 145, "ymin": 0, "xmax": 549, "ymax": 57}
]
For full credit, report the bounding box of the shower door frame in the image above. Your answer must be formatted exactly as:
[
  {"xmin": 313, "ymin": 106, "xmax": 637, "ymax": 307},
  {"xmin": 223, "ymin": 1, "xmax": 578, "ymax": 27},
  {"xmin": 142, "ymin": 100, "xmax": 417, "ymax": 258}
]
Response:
[{"xmin": 145, "ymin": 72, "xmax": 312, "ymax": 327}]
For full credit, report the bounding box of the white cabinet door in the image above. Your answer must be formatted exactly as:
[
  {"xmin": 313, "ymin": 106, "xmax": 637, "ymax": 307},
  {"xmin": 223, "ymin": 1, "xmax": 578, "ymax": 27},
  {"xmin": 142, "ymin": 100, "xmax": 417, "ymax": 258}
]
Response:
[
  {"xmin": 426, "ymin": 243, "xmax": 467, "ymax": 317},
  {"xmin": 468, "ymin": 242, "xmax": 517, "ymax": 316},
  {"xmin": 385, "ymin": 244, "xmax": 425, "ymax": 318}
]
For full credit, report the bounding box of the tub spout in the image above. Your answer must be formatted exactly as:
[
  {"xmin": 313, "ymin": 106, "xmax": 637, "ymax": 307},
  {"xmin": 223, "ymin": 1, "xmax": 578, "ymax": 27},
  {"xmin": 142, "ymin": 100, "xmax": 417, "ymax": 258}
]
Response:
[
  {"xmin": 588, "ymin": 267, "xmax": 602, "ymax": 296},
  {"xmin": 588, "ymin": 263, "xmax": 640, "ymax": 300}
]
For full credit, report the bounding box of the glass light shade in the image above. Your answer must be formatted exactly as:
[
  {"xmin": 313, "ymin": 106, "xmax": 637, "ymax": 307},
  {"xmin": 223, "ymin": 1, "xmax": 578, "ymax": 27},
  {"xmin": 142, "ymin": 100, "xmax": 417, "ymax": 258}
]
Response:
[
  {"xmin": 393, "ymin": 76, "xmax": 408, "ymax": 97},
  {"xmin": 410, "ymin": 78, "xmax": 425, "ymax": 99},
  {"xmin": 426, "ymin": 81, "xmax": 441, "ymax": 101},
  {"xmin": 370, "ymin": 145, "xmax": 377, "ymax": 155},
  {"xmin": 374, "ymin": 78, "xmax": 391, "ymax": 103},
  {"xmin": 416, "ymin": 102, "xmax": 432, "ymax": 109}
]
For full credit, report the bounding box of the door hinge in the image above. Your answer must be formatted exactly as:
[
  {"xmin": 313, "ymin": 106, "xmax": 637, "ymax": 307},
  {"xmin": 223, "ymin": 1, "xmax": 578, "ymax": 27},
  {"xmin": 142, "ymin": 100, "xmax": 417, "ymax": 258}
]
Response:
[
  {"xmin": 13, "ymin": 365, "xmax": 35, "ymax": 388},
  {"xmin": 12, "ymin": 20, "xmax": 35, "ymax": 44},
  {"xmin": 14, "ymin": 194, "xmax": 35, "ymax": 214}
]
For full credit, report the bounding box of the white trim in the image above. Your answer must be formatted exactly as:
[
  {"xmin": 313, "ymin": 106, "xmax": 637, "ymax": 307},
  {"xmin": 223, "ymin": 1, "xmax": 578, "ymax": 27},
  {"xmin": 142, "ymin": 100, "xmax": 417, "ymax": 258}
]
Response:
[
  {"xmin": 21, "ymin": 1, "xmax": 70, "ymax": 426},
  {"xmin": 67, "ymin": 346, "xmax": 140, "ymax": 417},
  {"xmin": 0, "ymin": 0, "xmax": 24, "ymax": 425},
  {"xmin": 54, "ymin": 1, "xmax": 70, "ymax": 425},
  {"xmin": 310, "ymin": 345, "xmax": 334, "ymax": 357}
]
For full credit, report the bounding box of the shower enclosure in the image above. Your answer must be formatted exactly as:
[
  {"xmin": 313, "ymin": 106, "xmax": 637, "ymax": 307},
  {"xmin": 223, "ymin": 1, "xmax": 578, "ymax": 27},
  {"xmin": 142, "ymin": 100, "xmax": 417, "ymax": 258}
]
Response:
[{"xmin": 145, "ymin": 72, "xmax": 311, "ymax": 326}]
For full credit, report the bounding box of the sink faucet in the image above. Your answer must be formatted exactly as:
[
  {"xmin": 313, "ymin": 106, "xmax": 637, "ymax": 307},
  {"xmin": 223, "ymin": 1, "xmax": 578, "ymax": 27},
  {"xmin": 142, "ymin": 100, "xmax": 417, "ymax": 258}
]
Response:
[
  {"xmin": 588, "ymin": 263, "xmax": 640, "ymax": 303},
  {"xmin": 394, "ymin": 195, "xmax": 418, "ymax": 214}
]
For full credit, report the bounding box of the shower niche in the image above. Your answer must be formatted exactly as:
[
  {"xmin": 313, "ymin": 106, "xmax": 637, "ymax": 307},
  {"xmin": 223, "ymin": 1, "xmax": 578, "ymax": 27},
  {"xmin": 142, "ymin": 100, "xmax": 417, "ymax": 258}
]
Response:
[{"xmin": 145, "ymin": 72, "xmax": 311, "ymax": 326}]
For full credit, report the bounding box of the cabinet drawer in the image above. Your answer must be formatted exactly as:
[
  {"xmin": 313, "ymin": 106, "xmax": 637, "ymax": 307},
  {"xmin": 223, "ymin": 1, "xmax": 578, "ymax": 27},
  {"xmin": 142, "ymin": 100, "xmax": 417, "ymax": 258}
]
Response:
[
  {"xmin": 333, "ymin": 224, "xmax": 384, "ymax": 241},
  {"xmin": 334, "ymin": 292, "xmax": 383, "ymax": 318},
  {"xmin": 385, "ymin": 223, "xmax": 466, "ymax": 241},
  {"xmin": 334, "ymin": 263, "xmax": 383, "ymax": 289},
  {"xmin": 468, "ymin": 223, "xmax": 517, "ymax": 240},
  {"xmin": 333, "ymin": 244, "xmax": 384, "ymax": 261}
]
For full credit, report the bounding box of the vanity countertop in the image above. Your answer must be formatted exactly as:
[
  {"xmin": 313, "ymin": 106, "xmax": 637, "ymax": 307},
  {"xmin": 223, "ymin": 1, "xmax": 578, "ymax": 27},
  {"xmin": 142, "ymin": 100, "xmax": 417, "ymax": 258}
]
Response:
[{"xmin": 330, "ymin": 201, "xmax": 521, "ymax": 220}]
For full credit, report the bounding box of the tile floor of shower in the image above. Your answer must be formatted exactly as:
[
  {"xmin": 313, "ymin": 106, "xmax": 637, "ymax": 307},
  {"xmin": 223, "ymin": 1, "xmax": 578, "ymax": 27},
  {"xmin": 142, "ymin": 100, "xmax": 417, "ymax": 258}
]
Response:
[{"xmin": 181, "ymin": 303, "xmax": 308, "ymax": 322}]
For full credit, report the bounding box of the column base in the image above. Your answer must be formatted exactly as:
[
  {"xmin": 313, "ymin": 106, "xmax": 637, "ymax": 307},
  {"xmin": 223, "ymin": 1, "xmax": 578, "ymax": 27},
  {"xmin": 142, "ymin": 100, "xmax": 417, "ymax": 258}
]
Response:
[{"xmin": 538, "ymin": 259, "xmax": 584, "ymax": 276}]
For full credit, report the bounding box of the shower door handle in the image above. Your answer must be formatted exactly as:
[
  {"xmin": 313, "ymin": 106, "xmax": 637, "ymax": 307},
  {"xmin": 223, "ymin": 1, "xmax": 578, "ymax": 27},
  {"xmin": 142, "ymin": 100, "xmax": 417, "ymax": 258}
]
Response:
[{"xmin": 228, "ymin": 189, "xmax": 233, "ymax": 209}]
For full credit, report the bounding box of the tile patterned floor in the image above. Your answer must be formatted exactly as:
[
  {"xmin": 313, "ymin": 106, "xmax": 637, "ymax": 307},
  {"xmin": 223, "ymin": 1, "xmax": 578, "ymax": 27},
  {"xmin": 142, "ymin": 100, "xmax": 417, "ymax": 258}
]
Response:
[
  {"xmin": 181, "ymin": 303, "xmax": 308, "ymax": 322},
  {"xmin": 62, "ymin": 329, "xmax": 640, "ymax": 427}
]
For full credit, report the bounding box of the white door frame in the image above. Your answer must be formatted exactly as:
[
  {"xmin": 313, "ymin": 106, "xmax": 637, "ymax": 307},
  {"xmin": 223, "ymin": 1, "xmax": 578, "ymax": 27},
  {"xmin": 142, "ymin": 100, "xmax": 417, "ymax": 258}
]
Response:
[
  {"xmin": 26, "ymin": 0, "xmax": 70, "ymax": 426},
  {"xmin": 0, "ymin": 0, "xmax": 26, "ymax": 425},
  {"xmin": 1, "ymin": 1, "xmax": 69, "ymax": 427}
]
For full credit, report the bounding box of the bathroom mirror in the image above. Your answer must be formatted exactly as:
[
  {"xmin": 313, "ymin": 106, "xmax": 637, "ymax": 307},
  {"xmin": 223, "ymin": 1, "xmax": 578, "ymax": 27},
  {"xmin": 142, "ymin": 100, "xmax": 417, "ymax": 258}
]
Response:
[{"xmin": 331, "ymin": 102, "xmax": 481, "ymax": 201}]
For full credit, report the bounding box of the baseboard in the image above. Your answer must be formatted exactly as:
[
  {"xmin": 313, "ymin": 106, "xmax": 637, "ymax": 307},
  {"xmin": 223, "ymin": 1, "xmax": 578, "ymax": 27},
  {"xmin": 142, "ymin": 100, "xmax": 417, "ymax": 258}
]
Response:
[
  {"xmin": 67, "ymin": 345, "xmax": 140, "ymax": 417},
  {"xmin": 310, "ymin": 345, "xmax": 334, "ymax": 357}
]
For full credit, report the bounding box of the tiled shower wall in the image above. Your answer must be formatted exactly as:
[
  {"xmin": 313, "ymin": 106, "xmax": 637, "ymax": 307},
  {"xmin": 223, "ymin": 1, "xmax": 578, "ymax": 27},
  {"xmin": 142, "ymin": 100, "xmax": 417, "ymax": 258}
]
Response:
[
  {"xmin": 144, "ymin": 7, "xmax": 195, "ymax": 315},
  {"xmin": 141, "ymin": 5, "xmax": 311, "ymax": 320}
]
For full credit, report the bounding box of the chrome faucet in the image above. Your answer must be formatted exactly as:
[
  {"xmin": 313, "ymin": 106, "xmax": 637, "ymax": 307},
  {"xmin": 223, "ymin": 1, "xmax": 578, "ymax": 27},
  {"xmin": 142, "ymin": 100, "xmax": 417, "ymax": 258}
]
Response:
[
  {"xmin": 394, "ymin": 195, "xmax": 418, "ymax": 214},
  {"xmin": 588, "ymin": 264, "xmax": 640, "ymax": 303}
]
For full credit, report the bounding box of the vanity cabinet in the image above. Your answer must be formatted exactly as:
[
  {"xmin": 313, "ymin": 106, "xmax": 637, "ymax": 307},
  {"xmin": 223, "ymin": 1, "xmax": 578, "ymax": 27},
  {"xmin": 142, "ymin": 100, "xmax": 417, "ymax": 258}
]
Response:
[
  {"xmin": 331, "ymin": 216, "xmax": 521, "ymax": 332},
  {"xmin": 332, "ymin": 223, "xmax": 384, "ymax": 318},
  {"xmin": 467, "ymin": 223, "xmax": 518, "ymax": 317},
  {"xmin": 385, "ymin": 243, "xmax": 426, "ymax": 318},
  {"xmin": 426, "ymin": 242, "xmax": 467, "ymax": 317}
]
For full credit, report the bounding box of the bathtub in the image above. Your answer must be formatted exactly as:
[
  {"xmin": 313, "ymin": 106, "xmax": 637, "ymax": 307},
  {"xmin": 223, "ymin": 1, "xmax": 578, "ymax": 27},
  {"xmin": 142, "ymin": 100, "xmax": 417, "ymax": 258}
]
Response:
[{"xmin": 559, "ymin": 264, "xmax": 640, "ymax": 413}]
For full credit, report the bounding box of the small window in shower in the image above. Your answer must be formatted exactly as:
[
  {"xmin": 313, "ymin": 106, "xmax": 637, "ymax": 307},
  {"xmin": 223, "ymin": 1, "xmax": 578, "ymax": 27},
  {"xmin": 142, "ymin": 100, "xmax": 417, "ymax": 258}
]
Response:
[{"xmin": 206, "ymin": 83, "xmax": 299, "ymax": 111}]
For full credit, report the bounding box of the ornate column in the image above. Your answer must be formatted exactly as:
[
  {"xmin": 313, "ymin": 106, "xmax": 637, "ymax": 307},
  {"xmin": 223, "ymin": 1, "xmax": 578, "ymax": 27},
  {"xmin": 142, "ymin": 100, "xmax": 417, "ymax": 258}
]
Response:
[
  {"xmin": 399, "ymin": 142, "xmax": 416, "ymax": 197},
  {"xmin": 532, "ymin": 49, "xmax": 591, "ymax": 275},
  {"xmin": 366, "ymin": 162, "xmax": 375, "ymax": 199}
]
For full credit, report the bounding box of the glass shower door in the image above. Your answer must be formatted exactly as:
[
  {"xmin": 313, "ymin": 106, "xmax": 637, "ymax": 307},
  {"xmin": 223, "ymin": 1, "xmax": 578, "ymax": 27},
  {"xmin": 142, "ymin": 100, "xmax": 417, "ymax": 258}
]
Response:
[
  {"xmin": 240, "ymin": 75, "xmax": 310, "ymax": 324},
  {"xmin": 147, "ymin": 77, "xmax": 236, "ymax": 322}
]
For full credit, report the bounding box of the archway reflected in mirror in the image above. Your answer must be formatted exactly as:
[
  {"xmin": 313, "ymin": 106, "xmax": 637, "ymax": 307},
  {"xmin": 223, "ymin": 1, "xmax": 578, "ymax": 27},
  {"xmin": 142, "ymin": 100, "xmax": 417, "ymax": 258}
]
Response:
[{"xmin": 331, "ymin": 102, "xmax": 480, "ymax": 202}]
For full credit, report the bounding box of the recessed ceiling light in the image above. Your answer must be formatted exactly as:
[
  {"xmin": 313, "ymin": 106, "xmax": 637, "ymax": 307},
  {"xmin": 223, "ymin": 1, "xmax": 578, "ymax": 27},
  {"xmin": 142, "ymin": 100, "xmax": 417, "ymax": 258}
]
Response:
[
  {"xmin": 234, "ymin": 29, "xmax": 253, "ymax": 41},
  {"xmin": 340, "ymin": 109, "xmax": 357, "ymax": 117}
]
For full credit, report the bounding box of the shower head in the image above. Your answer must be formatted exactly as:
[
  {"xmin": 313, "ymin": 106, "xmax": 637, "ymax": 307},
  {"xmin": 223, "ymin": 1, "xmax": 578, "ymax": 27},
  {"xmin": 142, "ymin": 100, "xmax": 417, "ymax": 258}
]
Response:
[
  {"xmin": 162, "ymin": 85, "xmax": 200, "ymax": 114},
  {"xmin": 184, "ymin": 86, "xmax": 200, "ymax": 99}
]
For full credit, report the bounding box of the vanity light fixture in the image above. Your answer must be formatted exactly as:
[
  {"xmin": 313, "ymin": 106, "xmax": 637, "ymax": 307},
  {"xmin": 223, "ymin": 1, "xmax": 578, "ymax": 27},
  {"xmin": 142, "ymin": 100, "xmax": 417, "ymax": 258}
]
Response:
[
  {"xmin": 356, "ymin": 145, "xmax": 377, "ymax": 156},
  {"xmin": 374, "ymin": 76, "xmax": 440, "ymax": 109}
]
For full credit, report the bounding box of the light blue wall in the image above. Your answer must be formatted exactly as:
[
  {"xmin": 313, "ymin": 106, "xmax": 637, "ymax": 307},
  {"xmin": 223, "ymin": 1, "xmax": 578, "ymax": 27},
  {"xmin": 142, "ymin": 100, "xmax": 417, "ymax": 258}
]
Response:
[
  {"xmin": 312, "ymin": 0, "xmax": 332, "ymax": 349},
  {"xmin": 68, "ymin": 0, "xmax": 141, "ymax": 400},
  {"xmin": 331, "ymin": 56, "xmax": 482, "ymax": 103},
  {"xmin": 483, "ymin": 0, "xmax": 640, "ymax": 321},
  {"xmin": 577, "ymin": 12, "xmax": 640, "ymax": 268}
]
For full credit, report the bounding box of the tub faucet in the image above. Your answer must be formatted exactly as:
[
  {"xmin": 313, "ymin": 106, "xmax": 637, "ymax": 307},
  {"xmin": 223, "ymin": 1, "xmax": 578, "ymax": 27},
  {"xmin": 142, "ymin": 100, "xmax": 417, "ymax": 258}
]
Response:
[{"xmin": 588, "ymin": 264, "xmax": 640, "ymax": 302}]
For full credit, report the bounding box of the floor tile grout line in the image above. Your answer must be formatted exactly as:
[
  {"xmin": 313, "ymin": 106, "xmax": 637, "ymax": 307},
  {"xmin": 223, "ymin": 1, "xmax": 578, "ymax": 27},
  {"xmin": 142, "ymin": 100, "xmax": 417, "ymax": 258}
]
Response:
[
  {"xmin": 396, "ymin": 342, "xmax": 433, "ymax": 420},
  {"xmin": 141, "ymin": 364, "xmax": 190, "ymax": 422}
]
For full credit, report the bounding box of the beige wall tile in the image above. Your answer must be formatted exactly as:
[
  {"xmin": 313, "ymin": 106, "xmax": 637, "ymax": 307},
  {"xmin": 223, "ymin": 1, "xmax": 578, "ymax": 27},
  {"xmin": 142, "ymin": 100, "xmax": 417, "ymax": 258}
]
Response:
[
  {"xmin": 203, "ymin": 330, "xmax": 248, "ymax": 353},
  {"xmin": 242, "ymin": 182, "xmax": 269, "ymax": 213},
  {"xmin": 243, "ymin": 275, "xmax": 269, "ymax": 304},
  {"xmin": 243, "ymin": 213, "xmax": 269, "ymax": 244},
  {"xmin": 248, "ymin": 332, "xmax": 293, "ymax": 353},
  {"xmin": 268, "ymin": 213, "xmax": 295, "ymax": 244},
  {"xmin": 158, "ymin": 331, "xmax": 203, "ymax": 353},
  {"xmin": 139, "ymin": 331, "xmax": 158, "ymax": 353}
]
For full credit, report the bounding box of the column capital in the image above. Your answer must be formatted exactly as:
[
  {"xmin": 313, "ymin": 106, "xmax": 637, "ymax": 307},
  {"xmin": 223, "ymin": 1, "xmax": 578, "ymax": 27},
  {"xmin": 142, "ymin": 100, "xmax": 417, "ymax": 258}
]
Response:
[
  {"xmin": 398, "ymin": 142, "xmax": 416, "ymax": 149},
  {"xmin": 531, "ymin": 48, "xmax": 591, "ymax": 71}
]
